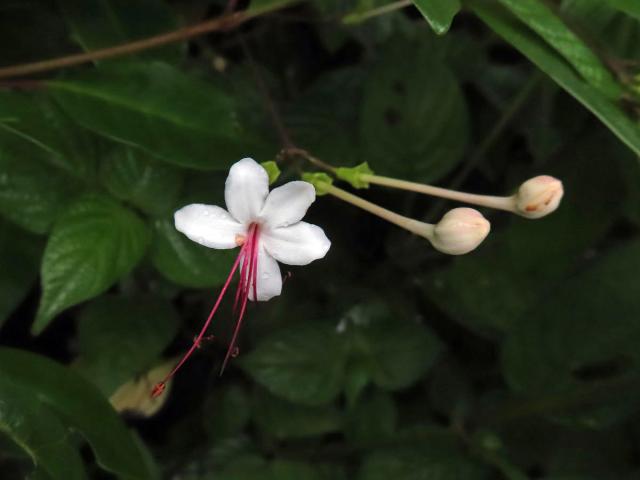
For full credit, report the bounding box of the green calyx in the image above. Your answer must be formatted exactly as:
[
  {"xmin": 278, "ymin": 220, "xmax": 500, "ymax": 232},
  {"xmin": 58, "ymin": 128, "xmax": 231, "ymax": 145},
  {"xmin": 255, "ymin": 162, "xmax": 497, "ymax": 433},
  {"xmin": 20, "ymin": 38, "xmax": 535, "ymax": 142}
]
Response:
[
  {"xmin": 335, "ymin": 162, "xmax": 374, "ymax": 189},
  {"xmin": 301, "ymin": 172, "xmax": 333, "ymax": 196},
  {"xmin": 260, "ymin": 161, "xmax": 281, "ymax": 185}
]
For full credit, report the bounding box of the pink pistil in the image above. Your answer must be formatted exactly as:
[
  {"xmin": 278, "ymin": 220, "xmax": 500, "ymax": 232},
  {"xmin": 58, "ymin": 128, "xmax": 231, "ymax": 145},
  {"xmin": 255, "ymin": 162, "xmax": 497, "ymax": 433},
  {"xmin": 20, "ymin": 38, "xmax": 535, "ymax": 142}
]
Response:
[{"xmin": 152, "ymin": 223, "xmax": 262, "ymax": 398}]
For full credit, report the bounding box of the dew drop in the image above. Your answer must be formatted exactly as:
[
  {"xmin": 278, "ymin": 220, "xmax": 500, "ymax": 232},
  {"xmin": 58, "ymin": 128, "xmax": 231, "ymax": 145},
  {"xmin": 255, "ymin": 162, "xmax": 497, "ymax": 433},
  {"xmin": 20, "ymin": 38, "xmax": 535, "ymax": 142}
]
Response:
[
  {"xmin": 231, "ymin": 346, "xmax": 240, "ymax": 358},
  {"xmin": 262, "ymin": 272, "xmax": 270, "ymax": 279},
  {"xmin": 202, "ymin": 210, "xmax": 210, "ymax": 217}
]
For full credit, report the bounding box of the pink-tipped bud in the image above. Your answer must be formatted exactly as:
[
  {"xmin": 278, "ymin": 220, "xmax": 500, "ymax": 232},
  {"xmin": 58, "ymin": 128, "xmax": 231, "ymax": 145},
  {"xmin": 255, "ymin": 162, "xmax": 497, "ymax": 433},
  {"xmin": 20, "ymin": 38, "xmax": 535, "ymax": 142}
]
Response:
[
  {"xmin": 515, "ymin": 175, "xmax": 563, "ymax": 219},
  {"xmin": 430, "ymin": 208, "xmax": 491, "ymax": 255}
]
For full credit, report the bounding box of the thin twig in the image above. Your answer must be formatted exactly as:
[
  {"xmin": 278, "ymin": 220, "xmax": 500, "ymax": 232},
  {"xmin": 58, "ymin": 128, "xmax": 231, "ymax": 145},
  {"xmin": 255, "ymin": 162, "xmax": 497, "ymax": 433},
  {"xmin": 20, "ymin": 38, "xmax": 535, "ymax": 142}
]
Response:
[
  {"xmin": 282, "ymin": 147, "xmax": 337, "ymax": 173},
  {"xmin": 0, "ymin": 80, "xmax": 44, "ymax": 90},
  {"xmin": 342, "ymin": 0, "xmax": 413, "ymax": 24},
  {"xmin": 0, "ymin": 2, "xmax": 292, "ymax": 80},
  {"xmin": 239, "ymin": 36, "xmax": 294, "ymax": 148}
]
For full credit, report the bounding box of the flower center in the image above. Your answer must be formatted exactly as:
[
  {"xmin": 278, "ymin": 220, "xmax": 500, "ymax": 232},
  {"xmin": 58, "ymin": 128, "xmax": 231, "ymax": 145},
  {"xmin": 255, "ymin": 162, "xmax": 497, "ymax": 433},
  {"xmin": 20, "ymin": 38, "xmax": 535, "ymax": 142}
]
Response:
[{"xmin": 151, "ymin": 223, "xmax": 261, "ymax": 398}]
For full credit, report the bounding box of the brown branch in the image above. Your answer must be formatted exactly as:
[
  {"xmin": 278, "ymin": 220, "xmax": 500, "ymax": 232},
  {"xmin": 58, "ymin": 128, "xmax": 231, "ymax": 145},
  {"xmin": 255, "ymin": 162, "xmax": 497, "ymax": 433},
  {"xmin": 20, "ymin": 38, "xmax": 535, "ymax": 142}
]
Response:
[
  {"xmin": 282, "ymin": 147, "xmax": 336, "ymax": 173},
  {"xmin": 0, "ymin": 80, "xmax": 45, "ymax": 90},
  {"xmin": 0, "ymin": 2, "xmax": 292, "ymax": 80}
]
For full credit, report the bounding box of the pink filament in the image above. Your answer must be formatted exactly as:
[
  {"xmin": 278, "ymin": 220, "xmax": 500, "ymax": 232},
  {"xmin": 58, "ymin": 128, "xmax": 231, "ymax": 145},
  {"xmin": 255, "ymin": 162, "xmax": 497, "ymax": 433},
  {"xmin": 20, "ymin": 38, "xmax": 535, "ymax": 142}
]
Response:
[
  {"xmin": 152, "ymin": 224, "xmax": 261, "ymax": 397},
  {"xmin": 221, "ymin": 223, "xmax": 260, "ymax": 374}
]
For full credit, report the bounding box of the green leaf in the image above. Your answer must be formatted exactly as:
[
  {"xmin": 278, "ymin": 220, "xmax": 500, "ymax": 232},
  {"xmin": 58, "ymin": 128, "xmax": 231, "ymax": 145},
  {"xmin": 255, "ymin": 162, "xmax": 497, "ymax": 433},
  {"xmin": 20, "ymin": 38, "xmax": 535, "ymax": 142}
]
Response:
[
  {"xmin": 360, "ymin": 38, "xmax": 469, "ymax": 182},
  {"xmin": 606, "ymin": 0, "xmax": 640, "ymax": 21},
  {"xmin": 49, "ymin": 62, "xmax": 256, "ymax": 170},
  {"xmin": 0, "ymin": 128, "xmax": 81, "ymax": 234},
  {"xmin": 424, "ymin": 130, "xmax": 627, "ymax": 334},
  {"xmin": 75, "ymin": 294, "xmax": 179, "ymax": 395},
  {"xmin": 285, "ymin": 67, "xmax": 365, "ymax": 168},
  {"xmin": 218, "ymin": 457, "xmax": 325, "ymax": 480},
  {"xmin": 0, "ymin": 221, "xmax": 41, "ymax": 327},
  {"xmin": 496, "ymin": 0, "xmax": 620, "ymax": 97},
  {"xmin": 57, "ymin": 0, "xmax": 181, "ymax": 62},
  {"xmin": 239, "ymin": 321, "xmax": 348, "ymax": 406},
  {"xmin": 150, "ymin": 218, "xmax": 235, "ymax": 288},
  {"xmin": 253, "ymin": 389, "xmax": 343, "ymax": 439},
  {"xmin": 503, "ymin": 240, "xmax": 640, "ymax": 427},
  {"xmin": 358, "ymin": 442, "xmax": 492, "ymax": 480},
  {"xmin": 101, "ymin": 146, "xmax": 184, "ymax": 217},
  {"xmin": 35, "ymin": 194, "xmax": 151, "ymax": 334},
  {"xmin": 412, "ymin": 0, "xmax": 461, "ymax": 35},
  {"xmin": 271, "ymin": 460, "xmax": 325, "ymax": 480},
  {"xmin": 345, "ymin": 390, "xmax": 397, "ymax": 446},
  {"xmin": 563, "ymin": 1, "xmax": 640, "ymax": 59},
  {"xmin": 343, "ymin": 303, "xmax": 443, "ymax": 390},
  {"xmin": 0, "ymin": 91, "xmax": 101, "ymax": 180},
  {"xmin": 0, "ymin": 378, "xmax": 85, "ymax": 480},
  {"xmin": 0, "ymin": 348, "xmax": 153, "ymax": 479},
  {"xmin": 471, "ymin": 1, "xmax": 640, "ymax": 157},
  {"xmin": 205, "ymin": 384, "xmax": 251, "ymax": 439}
]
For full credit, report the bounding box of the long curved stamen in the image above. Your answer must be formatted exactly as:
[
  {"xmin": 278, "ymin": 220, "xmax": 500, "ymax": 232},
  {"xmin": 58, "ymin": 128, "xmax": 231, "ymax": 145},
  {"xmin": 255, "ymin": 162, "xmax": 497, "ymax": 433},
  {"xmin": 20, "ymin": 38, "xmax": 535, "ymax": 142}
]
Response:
[
  {"xmin": 221, "ymin": 223, "xmax": 260, "ymax": 373},
  {"xmin": 151, "ymin": 236, "xmax": 248, "ymax": 398}
]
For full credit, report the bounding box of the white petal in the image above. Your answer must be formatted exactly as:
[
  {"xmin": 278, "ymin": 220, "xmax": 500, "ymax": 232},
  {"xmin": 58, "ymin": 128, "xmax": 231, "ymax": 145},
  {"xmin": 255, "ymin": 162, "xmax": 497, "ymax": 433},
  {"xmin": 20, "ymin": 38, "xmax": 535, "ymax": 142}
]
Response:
[
  {"xmin": 259, "ymin": 181, "xmax": 316, "ymax": 228},
  {"xmin": 174, "ymin": 204, "xmax": 246, "ymax": 249},
  {"xmin": 225, "ymin": 158, "xmax": 269, "ymax": 224},
  {"xmin": 249, "ymin": 246, "xmax": 282, "ymax": 301},
  {"xmin": 262, "ymin": 222, "xmax": 331, "ymax": 266}
]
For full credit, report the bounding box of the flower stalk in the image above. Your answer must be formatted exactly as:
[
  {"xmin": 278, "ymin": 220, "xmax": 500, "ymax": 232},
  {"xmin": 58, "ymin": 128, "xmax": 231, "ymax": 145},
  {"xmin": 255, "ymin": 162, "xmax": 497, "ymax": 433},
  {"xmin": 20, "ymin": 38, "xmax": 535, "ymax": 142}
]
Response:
[
  {"xmin": 322, "ymin": 183, "xmax": 490, "ymax": 254},
  {"xmin": 358, "ymin": 173, "xmax": 564, "ymax": 219},
  {"xmin": 324, "ymin": 183, "xmax": 433, "ymax": 238},
  {"xmin": 361, "ymin": 174, "xmax": 514, "ymax": 211}
]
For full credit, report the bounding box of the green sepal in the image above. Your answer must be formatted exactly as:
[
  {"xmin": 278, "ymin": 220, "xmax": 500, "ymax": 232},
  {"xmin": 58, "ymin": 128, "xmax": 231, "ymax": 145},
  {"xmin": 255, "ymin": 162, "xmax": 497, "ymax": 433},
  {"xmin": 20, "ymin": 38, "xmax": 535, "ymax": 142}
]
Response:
[
  {"xmin": 261, "ymin": 161, "xmax": 281, "ymax": 185},
  {"xmin": 335, "ymin": 162, "xmax": 374, "ymax": 189},
  {"xmin": 301, "ymin": 172, "xmax": 333, "ymax": 196}
]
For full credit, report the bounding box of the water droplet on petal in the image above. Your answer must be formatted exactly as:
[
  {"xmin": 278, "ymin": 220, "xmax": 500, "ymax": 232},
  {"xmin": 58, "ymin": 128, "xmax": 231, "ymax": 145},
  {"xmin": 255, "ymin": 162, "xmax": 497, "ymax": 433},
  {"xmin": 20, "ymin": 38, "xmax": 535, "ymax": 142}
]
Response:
[{"xmin": 262, "ymin": 272, "xmax": 270, "ymax": 279}]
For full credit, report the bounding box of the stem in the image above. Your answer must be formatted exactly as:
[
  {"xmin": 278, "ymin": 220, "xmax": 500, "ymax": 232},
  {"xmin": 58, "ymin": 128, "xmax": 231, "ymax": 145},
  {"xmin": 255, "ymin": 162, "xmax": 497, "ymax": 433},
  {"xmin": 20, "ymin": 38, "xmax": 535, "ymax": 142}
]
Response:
[
  {"xmin": 343, "ymin": 0, "xmax": 412, "ymax": 24},
  {"xmin": 425, "ymin": 73, "xmax": 541, "ymax": 220},
  {"xmin": 240, "ymin": 36, "xmax": 293, "ymax": 148},
  {"xmin": 0, "ymin": 80, "xmax": 44, "ymax": 90},
  {"xmin": 362, "ymin": 174, "xmax": 517, "ymax": 212},
  {"xmin": 325, "ymin": 183, "xmax": 434, "ymax": 238},
  {"xmin": 284, "ymin": 147, "xmax": 337, "ymax": 173},
  {"xmin": 0, "ymin": 2, "xmax": 292, "ymax": 80}
]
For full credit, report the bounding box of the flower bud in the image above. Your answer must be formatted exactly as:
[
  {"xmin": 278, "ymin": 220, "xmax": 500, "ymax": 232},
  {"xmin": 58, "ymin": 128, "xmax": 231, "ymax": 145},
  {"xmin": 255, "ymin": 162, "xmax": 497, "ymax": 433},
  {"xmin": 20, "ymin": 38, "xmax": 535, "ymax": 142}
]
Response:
[
  {"xmin": 515, "ymin": 175, "xmax": 563, "ymax": 219},
  {"xmin": 430, "ymin": 208, "xmax": 491, "ymax": 255}
]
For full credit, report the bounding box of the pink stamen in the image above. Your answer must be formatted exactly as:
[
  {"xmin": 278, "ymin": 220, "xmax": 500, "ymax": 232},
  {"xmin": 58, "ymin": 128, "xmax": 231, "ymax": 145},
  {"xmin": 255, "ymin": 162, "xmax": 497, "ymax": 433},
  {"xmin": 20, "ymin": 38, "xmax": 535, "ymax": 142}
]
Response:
[
  {"xmin": 233, "ymin": 229, "xmax": 252, "ymax": 314},
  {"xmin": 221, "ymin": 224, "xmax": 260, "ymax": 374},
  {"xmin": 151, "ymin": 230, "xmax": 253, "ymax": 397}
]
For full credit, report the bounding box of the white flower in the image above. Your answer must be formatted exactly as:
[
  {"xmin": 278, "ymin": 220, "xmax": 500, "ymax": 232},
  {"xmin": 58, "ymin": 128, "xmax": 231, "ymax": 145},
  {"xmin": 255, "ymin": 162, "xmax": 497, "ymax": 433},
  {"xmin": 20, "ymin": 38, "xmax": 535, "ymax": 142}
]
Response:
[
  {"xmin": 174, "ymin": 158, "xmax": 331, "ymax": 301},
  {"xmin": 152, "ymin": 158, "xmax": 331, "ymax": 394}
]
